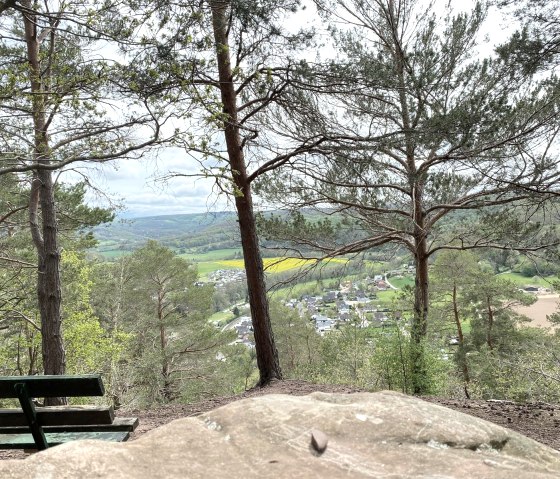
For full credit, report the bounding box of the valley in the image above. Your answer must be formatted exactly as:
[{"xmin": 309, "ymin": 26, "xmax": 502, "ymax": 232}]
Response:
[{"xmin": 91, "ymin": 212, "xmax": 559, "ymax": 334}]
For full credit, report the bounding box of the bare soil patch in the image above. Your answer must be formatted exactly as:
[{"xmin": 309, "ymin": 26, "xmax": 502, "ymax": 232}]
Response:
[
  {"xmin": 2, "ymin": 380, "xmax": 559, "ymax": 460},
  {"xmin": 515, "ymin": 294, "xmax": 559, "ymax": 329}
]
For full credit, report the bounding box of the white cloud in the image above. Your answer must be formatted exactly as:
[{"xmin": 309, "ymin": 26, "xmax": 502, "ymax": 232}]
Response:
[{"xmin": 64, "ymin": 148, "xmax": 228, "ymax": 218}]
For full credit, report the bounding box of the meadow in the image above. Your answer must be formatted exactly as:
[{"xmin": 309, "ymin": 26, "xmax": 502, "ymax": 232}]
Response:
[
  {"xmin": 387, "ymin": 276, "xmax": 415, "ymax": 289},
  {"xmin": 181, "ymin": 249, "xmax": 350, "ymax": 279},
  {"xmin": 179, "ymin": 249, "xmax": 242, "ymax": 262},
  {"xmin": 496, "ymin": 272, "xmax": 557, "ymax": 288},
  {"xmin": 219, "ymin": 257, "xmax": 347, "ymax": 274}
]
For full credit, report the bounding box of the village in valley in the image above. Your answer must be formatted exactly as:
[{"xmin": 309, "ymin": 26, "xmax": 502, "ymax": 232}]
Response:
[
  {"xmin": 209, "ymin": 264, "xmax": 557, "ymax": 349},
  {"xmin": 211, "ymin": 268, "xmax": 412, "ymax": 348}
]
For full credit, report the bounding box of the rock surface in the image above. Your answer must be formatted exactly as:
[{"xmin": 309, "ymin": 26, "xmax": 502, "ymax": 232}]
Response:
[{"xmin": 1, "ymin": 391, "xmax": 560, "ymax": 478}]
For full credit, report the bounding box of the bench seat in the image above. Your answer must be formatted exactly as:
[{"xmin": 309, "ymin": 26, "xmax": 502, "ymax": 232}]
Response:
[{"xmin": 0, "ymin": 431, "xmax": 130, "ymax": 449}]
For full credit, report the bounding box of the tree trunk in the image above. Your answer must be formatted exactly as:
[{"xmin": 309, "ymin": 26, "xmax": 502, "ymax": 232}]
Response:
[
  {"xmin": 36, "ymin": 170, "xmax": 65, "ymax": 377},
  {"xmin": 209, "ymin": 0, "xmax": 282, "ymax": 385},
  {"xmin": 158, "ymin": 292, "xmax": 172, "ymax": 400},
  {"xmin": 23, "ymin": 1, "xmax": 66, "ymax": 404},
  {"xmin": 392, "ymin": 14, "xmax": 429, "ymax": 393},
  {"xmin": 452, "ymin": 284, "xmax": 470, "ymax": 398},
  {"xmin": 486, "ymin": 296, "xmax": 495, "ymax": 351},
  {"xmin": 411, "ymin": 234, "xmax": 429, "ymax": 394},
  {"xmin": 410, "ymin": 166, "xmax": 429, "ymax": 394}
]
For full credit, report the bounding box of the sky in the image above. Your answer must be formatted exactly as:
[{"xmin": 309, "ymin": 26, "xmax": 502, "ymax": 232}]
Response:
[
  {"xmin": 75, "ymin": 1, "xmax": 514, "ymax": 219},
  {"xmin": 73, "ymin": 2, "xmax": 325, "ymax": 219},
  {"xmin": 77, "ymin": 149, "xmax": 230, "ymax": 218}
]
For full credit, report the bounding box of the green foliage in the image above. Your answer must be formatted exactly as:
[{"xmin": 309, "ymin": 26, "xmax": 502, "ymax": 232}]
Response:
[
  {"xmin": 495, "ymin": 0, "xmax": 560, "ymax": 73},
  {"xmin": 307, "ymin": 320, "xmax": 451, "ymax": 394},
  {"xmin": 516, "ymin": 258, "xmax": 560, "ymax": 278},
  {"xmin": 92, "ymin": 241, "xmax": 242, "ymax": 406},
  {"xmin": 429, "ymin": 249, "xmax": 560, "ymax": 400},
  {"xmin": 0, "ymin": 250, "xmax": 126, "ymax": 381},
  {"xmin": 56, "ymin": 183, "xmax": 115, "ymax": 250},
  {"xmin": 256, "ymin": 211, "xmax": 340, "ymax": 252},
  {"xmin": 465, "ymin": 274, "xmax": 536, "ymax": 351},
  {"xmin": 0, "ymin": 172, "xmax": 117, "ymax": 379},
  {"xmin": 367, "ymin": 328, "xmax": 411, "ymax": 393},
  {"xmin": 61, "ymin": 251, "xmax": 129, "ymax": 378},
  {"xmin": 310, "ymin": 320, "xmax": 375, "ymax": 388},
  {"xmin": 467, "ymin": 327, "xmax": 560, "ymax": 402},
  {"xmin": 269, "ymin": 301, "xmax": 321, "ymax": 377}
]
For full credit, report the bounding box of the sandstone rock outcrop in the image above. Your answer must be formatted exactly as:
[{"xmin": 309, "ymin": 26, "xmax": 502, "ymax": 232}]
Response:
[{"xmin": 1, "ymin": 391, "xmax": 559, "ymax": 478}]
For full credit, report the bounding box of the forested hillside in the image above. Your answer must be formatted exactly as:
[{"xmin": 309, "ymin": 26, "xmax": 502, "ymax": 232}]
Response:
[{"xmin": 92, "ymin": 212, "xmax": 239, "ymax": 255}]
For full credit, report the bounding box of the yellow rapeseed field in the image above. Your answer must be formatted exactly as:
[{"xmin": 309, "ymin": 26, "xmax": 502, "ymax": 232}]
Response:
[{"xmin": 218, "ymin": 257, "xmax": 347, "ymax": 273}]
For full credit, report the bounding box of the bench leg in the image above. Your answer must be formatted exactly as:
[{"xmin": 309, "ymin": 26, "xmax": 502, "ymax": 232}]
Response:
[{"xmin": 15, "ymin": 383, "xmax": 49, "ymax": 450}]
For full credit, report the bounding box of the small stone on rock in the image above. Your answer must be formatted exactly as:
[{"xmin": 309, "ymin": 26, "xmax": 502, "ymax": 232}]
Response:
[{"xmin": 311, "ymin": 429, "xmax": 328, "ymax": 454}]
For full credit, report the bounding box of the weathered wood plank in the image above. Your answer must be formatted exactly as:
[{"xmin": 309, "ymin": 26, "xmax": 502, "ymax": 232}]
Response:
[
  {"xmin": 0, "ymin": 417, "xmax": 139, "ymax": 434},
  {"xmin": 0, "ymin": 431, "xmax": 130, "ymax": 449},
  {"xmin": 0, "ymin": 375, "xmax": 104, "ymax": 398},
  {"xmin": 0, "ymin": 406, "xmax": 114, "ymax": 427}
]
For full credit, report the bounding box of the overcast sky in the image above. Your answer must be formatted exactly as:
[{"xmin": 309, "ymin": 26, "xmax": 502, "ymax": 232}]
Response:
[
  {"xmin": 76, "ymin": 148, "xmax": 230, "ymax": 218},
  {"xmin": 75, "ymin": 1, "xmax": 513, "ymax": 219},
  {"xmin": 73, "ymin": 3, "xmax": 324, "ymax": 219}
]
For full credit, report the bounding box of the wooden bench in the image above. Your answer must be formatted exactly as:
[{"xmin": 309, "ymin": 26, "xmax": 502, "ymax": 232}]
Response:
[{"xmin": 0, "ymin": 374, "xmax": 138, "ymax": 450}]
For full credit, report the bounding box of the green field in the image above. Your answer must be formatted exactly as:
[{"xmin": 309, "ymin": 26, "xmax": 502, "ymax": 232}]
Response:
[
  {"xmin": 496, "ymin": 272, "xmax": 557, "ymax": 288},
  {"xmin": 93, "ymin": 240, "xmax": 132, "ymax": 259},
  {"xmin": 181, "ymin": 249, "xmax": 242, "ymax": 278},
  {"xmin": 376, "ymin": 289, "xmax": 400, "ymax": 304},
  {"xmin": 218, "ymin": 257, "xmax": 347, "ymax": 274},
  {"xmin": 195, "ymin": 261, "xmax": 239, "ymax": 277},
  {"xmin": 180, "ymin": 249, "xmax": 242, "ymax": 262},
  {"xmin": 388, "ymin": 276, "xmax": 414, "ymax": 289},
  {"xmin": 271, "ymin": 278, "xmax": 342, "ymax": 300},
  {"xmin": 189, "ymin": 254, "xmax": 350, "ymax": 280},
  {"xmin": 208, "ymin": 310, "xmax": 236, "ymax": 326},
  {"xmin": 386, "ymin": 272, "xmax": 556, "ymax": 291}
]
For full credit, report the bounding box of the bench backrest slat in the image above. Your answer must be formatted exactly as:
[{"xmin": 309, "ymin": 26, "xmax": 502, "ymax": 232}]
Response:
[
  {"xmin": 0, "ymin": 417, "xmax": 137, "ymax": 434},
  {"xmin": 0, "ymin": 375, "xmax": 104, "ymax": 398},
  {"xmin": 0, "ymin": 407, "xmax": 114, "ymax": 427}
]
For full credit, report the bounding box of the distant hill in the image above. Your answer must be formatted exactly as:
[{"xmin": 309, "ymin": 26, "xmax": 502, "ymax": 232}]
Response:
[
  {"xmin": 91, "ymin": 212, "xmax": 240, "ymax": 257},
  {"xmin": 90, "ymin": 209, "xmax": 351, "ymax": 259}
]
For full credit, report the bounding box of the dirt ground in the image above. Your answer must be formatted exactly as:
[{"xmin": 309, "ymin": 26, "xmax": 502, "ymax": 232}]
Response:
[
  {"xmin": 2, "ymin": 380, "xmax": 560, "ymax": 460},
  {"xmin": 514, "ymin": 294, "xmax": 559, "ymax": 329}
]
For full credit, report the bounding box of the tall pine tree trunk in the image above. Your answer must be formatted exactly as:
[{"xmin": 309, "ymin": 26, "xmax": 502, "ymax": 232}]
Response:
[
  {"xmin": 209, "ymin": 0, "xmax": 282, "ymax": 385},
  {"xmin": 23, "ymin": 1, "xmax": 66, "ymax": 404},
  {"xmin": 158, "ymin": 292, "xmax": 173, "ymax": 401},
  {"xmin": 452, "ymin": 284, "xmax": 470, "ymax": 398},
  {"xmin": 32, "ymin": 173, "xmax": 65, "ymax": 379},
  {"xmin": 411, "ymin": 232, "xmax": 429, "ymax": 395},
  {"xmin": 486, "ymin": 296, "xmax": 495, "ymax": 351},
  {"xmin": 393, "ymin": 14, "xmax": 431, "ymax": 394}
]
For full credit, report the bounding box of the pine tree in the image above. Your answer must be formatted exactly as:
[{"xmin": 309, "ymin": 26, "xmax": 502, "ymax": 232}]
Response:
[{"xmin": 258, "ymin": 0, "xmax": 560, "ymax": 393}]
